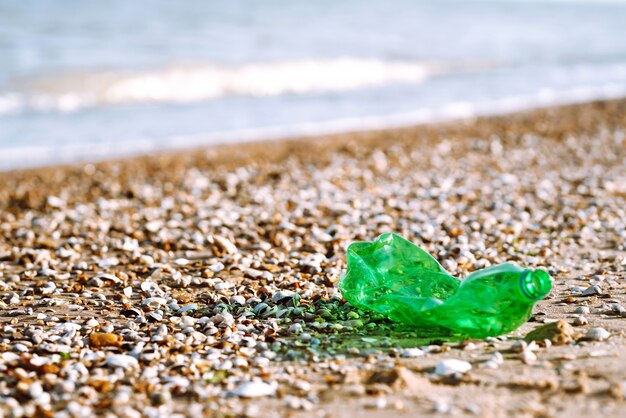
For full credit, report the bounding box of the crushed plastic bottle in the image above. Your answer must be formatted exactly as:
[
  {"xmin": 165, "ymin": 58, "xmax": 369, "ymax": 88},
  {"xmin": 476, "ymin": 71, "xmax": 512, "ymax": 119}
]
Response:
[{"xmin": 339, "ymin": 232, "xmax": 552, "ymax": 338}]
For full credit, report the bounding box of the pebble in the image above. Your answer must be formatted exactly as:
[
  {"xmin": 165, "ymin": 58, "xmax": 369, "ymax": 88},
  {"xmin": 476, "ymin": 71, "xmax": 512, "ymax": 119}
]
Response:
[
  {"xmin": 147, "ymin": 311, "xmax": 163, "ymax": 322},
  {"xmin": 525, "ymin": 320, "xmax": 578, "ymax": 345},
  {"xmin": 288, "ymin": 323, "xmax": 303, "ymax": 334},
  {"xmin": 178, "ymin": 304, "xmax": 198, "ymax": 314},
  {"xmin": 104, "ymin": 354, "xmax": 139, "ymax": 369},
  {"xmin": 210, "ymin": 235, "xmax": 238, "ymax": 255},
  {"xmin": 519, "ymin": 349, "xmax": 537, "ymax": 364},
  {"xmin": 511, "ymin": 340, "xmax": 527, "ymax": 353},
  {"xmin": 481, "ymin": 352, "xmax": 504, "ymax": 369},
  {"xmin": 93, "ymin": 273, "xmax": 121, "ymax": 284},
  {"xmin": 13, "ymin": 343, "xmax": 29, "ymax": 353},
  {"xmin": 141, "ymin": 297, "xmax": 167, "ymax": 308},
  {"xmin": 272, "ymin": 290, "xmax": 301, "ymax": 306},
  {"xmin": 38, "ymin": 343, "xmax": 72, "ymax": 354},
  {"xmin": 365, "ymin": 397, "xmax": 388, "ymax": 409},
  {"xmin": 573, "ymin": 316, "xmax": 589, "ymax": 325},
  {"xmin": 581, "ymin": 285, "xmax": 602, "ymax": 296},
  {"xmin": 610, "ymin": 303, "xmax": 626, "ymax": 317},
  {"xmin": 434, "ymin": 359, "xmax": 472, "ymax": 376},
  {"xmin": 400, "ymin": 348, "xmax": 425, "ymax": 358},
  {"xmin": 121, "ymin": 308, "xmax": 142, "ymax": 318},
  {"xmin": 573, "ymin": 306, "xmax": 590, "ymax": 314},
  {"xmin": 584, "ymin": 327, "xmax": 610, "ymax": 341},
  {"xmin": 230, "ymin": 381, "xmax": 277, "ymax": 398},
  {"xmin": 89, "ymin": 332, "xmax": 122, "ymax": 347}
]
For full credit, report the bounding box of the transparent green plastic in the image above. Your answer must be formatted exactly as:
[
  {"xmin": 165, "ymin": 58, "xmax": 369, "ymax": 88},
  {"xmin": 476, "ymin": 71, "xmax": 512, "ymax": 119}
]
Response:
[{"xmin": 339, "ymin": 233, "xmax": 552, "ymax": 338}]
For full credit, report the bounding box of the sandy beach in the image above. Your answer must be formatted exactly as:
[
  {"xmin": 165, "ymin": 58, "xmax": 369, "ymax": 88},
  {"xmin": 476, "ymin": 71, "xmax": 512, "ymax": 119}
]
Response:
[{"xmin": 1, "ymin": 98, "xmax": 625, "ymax": 417}]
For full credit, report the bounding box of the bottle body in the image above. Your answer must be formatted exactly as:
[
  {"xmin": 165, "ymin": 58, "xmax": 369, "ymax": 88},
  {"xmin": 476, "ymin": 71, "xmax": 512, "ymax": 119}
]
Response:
[{"xmin": 340, "ymin": 233, "xmax": 552, "ymax": 338}]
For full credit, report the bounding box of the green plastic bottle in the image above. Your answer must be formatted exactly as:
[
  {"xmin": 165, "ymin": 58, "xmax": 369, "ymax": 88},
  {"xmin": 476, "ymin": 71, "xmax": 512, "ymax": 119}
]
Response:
[{"xmin": 339, "ymin": 233, "xmax": 552, "ymax": 338}]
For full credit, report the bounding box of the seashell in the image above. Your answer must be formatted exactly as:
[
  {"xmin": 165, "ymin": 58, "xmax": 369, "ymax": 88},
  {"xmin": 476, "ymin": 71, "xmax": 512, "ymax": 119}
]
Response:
[
  {"xmin": 147, "ymin": 311, "xmax": 163, "ymax": 322},
  {"xmin": 253, "ymin": 303, "xmax": 269, "ymax": 315},
  {"xmin": 177, "ymin": 304, "xmax": 198, "ymax": 314},
  {"xmin": 120, "ymin": 308, "xmax": 142, "ymax": 318},
  {"xmin": 141, "ymin": 297, "xmax": 167, "ymax": 308}
]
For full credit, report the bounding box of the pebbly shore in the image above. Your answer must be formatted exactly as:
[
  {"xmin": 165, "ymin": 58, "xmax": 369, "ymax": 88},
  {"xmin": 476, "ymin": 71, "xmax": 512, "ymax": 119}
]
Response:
[{"xmin": 0, "ymin": 99, "xmax": 625, "ymax": 417}]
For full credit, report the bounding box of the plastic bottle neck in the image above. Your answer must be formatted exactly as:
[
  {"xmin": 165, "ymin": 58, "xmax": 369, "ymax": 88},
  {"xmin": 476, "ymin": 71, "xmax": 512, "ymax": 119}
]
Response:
[{"xmin": 519, "ymin": 269, "xmax": 552, "ymax": 301}]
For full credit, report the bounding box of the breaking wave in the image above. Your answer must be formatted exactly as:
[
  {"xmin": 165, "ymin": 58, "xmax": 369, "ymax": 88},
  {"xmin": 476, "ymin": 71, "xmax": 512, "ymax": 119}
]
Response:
[{"xmin": 0, "ymin": 58, "xmax": 468, "ymax": 114}]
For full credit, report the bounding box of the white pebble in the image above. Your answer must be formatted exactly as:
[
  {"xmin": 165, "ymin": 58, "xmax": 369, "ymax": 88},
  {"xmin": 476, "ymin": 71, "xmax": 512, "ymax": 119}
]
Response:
[
  {"xmin": 581, "ymin": 285, "xmax": 601, "ymax": 296},
  {"xmin": 573, "ymin": 306, "xmax": 590, "ymax": 314},
  {"xmin": 141, "ymin": 297, "xmax": 167, "ymax": 308},
  {"xmin": 288, "ymin": 323, "xmax": 303, "ymax": 334},
  {"xmin": 231, "ymin": 381, "xmax": 276, "ymax": 398},
  {"xmin": 400, "ymin": 348, "xmax": 425, "ymax": 358},
  {"xmin": 434, "ymin": 359, "xmax": 472, "ymax": 376},
  {"xmin": 585, "ymin": 327, "xmax": 610, "ymax": 341},
  {"xmin": 104, "ymin": 354, "xmax": 138, "ymax": 369}
]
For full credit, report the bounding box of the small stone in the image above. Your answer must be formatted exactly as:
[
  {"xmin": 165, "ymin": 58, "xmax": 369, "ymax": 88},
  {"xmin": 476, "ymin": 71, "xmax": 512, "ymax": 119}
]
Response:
[
  {"xmin": 2, "ymin": 352, "xmax": 19, "ymax": 362},
  {"xmin": 121, "ymin": 308, "xmax": 142, "ymax": 318},
  {"xmin": 139, "ymin": 255, "xmax": 155, "ymax": 266},
  {"xmin": 519, "ymin": 349, "xmax": 537, "ymax": 364},
  {"xmin": 141, "ymin": 297, "xmax": 166, "ymax": 308},
  {"xmin": 94, "ymin": 273, "xmax": 121, "ymax": 284},
  {"xmin": 573, "ymin": 306, "xmax": 590, "ymax": 314},
  {"xmin": 89, "ymin": 333, "xmax": 123, "ymax": 348},
  {"xmin": 573, "ymin": 316, "xmax": 588, "ymax": 326},
  {"xmin": 174, "ymin": 258, "xmax": 190, "ymax": 266},
  {"xmin": 13, "ymin": 343, "xmax": 28, "ymax": 353},
  {"xmin": 433, "ymin": 399, "xmax": 454, "ymax": 414},
  {"xmin": 583, "ymin": 327, "xmax": 610, "ymax": 341},
  {"xmin": 38, "ymin": 343, "xmax": 71, "ymax": 354},
  {"xmin": 151, "ymin": 391, "xmax": 172, "ymax": 406},
  {"xmin": 230, "ymin": 295, "xmax": 246, "ymax": 305},
  {"xmin": 365, "ymin": 397, "xmax": 388, "ymax": 409},
  {"xmin": 178, "ymin": 304, "xmax": 198, "ymax": 314},
  {"xmin": 209, "ymin": 235, "xmax": 238, "ymax": 255},
  {"xmin": 367, "ymin": 367, "xmax": 430, "ymax": 392},
  {"xmin": 480, "ymin": 352, "xmax": 504, "ymax": 369},
  {"xmin": 400, "ymin": 348, "xmax": 424, "ymax": 358},
  {"xmin": 104, "ymin": 354, "xmax": 138, "ymax": 368},
  {"xmin": 525, "ymin": 320, "xmax": 579, "ymax": 345},
  {"xmin": 28, "ymin": 382, "xmax": 44, "ymax": 399},
  {"xmin": 434, "ymin": 359, "xmax": 472, "ymax": 376},
  {"xmin": 231, "ymin": 381, "xmax": 276, "ymax": 398},
  {"xmin": 610, "ymin": 303, "xmax": 626, "ymax": 317},
  {"xmin": 288, "ymin": 323, "xmax": 303, "ymax": 334},
  {"xmin": 47, "ymin": 196, "xmax": 66, "ymax": 208},
  {"xmin": 147, "ymin": 312, "xmax": 163, "ymax": 322},
  {"xmin": 510, "ymin": 340, "xmax": 527, "ymax": 353},
  {"xmin": 272, "ymin": 290, "xmax": 301, "ymax": 306},
  {"xmin": 581, "ymin": 285, "xmax": 601, "ymax": 296}
]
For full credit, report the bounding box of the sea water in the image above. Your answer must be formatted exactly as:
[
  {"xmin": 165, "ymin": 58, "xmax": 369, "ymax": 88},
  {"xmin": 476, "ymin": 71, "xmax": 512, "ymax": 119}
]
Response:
[{"xmin": 1, "ymin": 0, "xmax": 625, "ymax": 170}]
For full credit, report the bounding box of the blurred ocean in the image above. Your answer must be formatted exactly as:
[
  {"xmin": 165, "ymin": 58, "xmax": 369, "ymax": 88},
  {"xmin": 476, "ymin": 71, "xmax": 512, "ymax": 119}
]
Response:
[{"xmin": 1, "ymin": 0, "xmax": 625, "ymax": 170}]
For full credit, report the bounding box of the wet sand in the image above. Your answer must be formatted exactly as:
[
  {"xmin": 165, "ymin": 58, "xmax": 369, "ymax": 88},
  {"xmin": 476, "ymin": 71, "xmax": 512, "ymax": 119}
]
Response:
[{"xmin": 0, "ymin": 99, "xmax": 625, "ymax": 417}]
